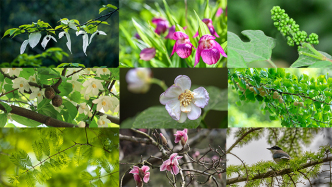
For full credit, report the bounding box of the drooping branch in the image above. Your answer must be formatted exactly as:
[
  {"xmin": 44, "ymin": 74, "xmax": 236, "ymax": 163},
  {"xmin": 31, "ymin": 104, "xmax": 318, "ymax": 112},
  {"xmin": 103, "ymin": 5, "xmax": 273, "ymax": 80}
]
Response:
[
  {"xmin": 0, "ymin": 101, "xmax": 76, "ymax": 127},
  {"xmin": 226, "ymin": 156, "xmax": 332, "ymax": 185},
  {"xmin": 226, "ymin": 128, "xmax": 263, "ymax": 154}
]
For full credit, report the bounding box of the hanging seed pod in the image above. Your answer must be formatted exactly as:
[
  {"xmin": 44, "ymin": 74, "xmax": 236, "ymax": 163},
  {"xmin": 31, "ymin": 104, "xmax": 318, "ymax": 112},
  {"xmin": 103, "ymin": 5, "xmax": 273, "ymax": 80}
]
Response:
[
  {"xmin": 45, "ymin": 87, "xmax": 55, "ymax": 99},
  {"xmin": 52, "ymin": 95, "xmax": 63, "ymax": 107}
]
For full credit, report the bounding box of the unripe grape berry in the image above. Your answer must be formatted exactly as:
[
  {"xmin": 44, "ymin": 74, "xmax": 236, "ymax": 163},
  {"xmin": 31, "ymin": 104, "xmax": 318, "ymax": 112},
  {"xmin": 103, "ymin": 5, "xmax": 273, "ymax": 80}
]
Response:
[
  {"xmin": 45, "ymin": 87, "xmax": 55, "ymax": 99},
  {"xmin": 52, "ymin": 95, "xmax": 63, "ymax": 107}
]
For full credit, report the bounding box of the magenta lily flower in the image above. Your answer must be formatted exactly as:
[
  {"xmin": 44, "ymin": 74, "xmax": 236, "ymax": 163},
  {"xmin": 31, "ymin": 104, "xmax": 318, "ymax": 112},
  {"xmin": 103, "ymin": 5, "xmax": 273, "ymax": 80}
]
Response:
[
  {"xmin": 165, "ymin": 25, "xmax": 176, "ymax": 39},
  {"xmin": 129, "ymin": 165, "xmax": 150, "ymax": 185},
  {"xmin": 160, "ymin": 153, "xmax": 183, "ymax": 175},
  {"xmin": 193, "ymin": 19, "xmax": 219, "ymax": 38},
  {"xmin": 195, "ymin": 35, "xmax": 227, "ymax": 66},
  {"xmin": 171, "ymin": 32, "xmax": 195, "ymax": 59},
  {"xmin": 140, "ymin": 48, "xmax": 156, "ymax": 61},
  {"xmin": 174, "ymin": 129, "xmax": 188, "ymax": 145},
  {"xmin": 152, "ymin": 18, "xmax": 169, "ymax": 35}
]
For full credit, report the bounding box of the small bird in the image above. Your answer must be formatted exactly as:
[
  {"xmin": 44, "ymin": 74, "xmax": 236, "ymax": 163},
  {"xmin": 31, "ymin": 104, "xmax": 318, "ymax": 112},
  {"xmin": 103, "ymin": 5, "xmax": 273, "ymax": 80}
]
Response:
[{"xmin": 267, "ymin": 146, "xmax": 291, "ymax": 163}]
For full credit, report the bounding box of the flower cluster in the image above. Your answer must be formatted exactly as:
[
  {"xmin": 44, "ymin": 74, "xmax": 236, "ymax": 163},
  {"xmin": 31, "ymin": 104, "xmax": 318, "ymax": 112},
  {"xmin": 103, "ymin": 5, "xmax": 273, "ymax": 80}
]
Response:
[
  {"xmin": 129, "ymin": 166, "xmax": 150, "ymax": 187},
  {"xmin": 160, "ymin": 75, "xmax": 209, "ymax": 123}
]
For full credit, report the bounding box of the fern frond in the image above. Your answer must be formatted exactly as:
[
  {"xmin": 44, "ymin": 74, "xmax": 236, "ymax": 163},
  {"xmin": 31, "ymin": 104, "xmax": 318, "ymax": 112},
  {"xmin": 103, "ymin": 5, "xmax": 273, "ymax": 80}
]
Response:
[
  {"xmin": 10, "ymin": 150, "xmax": 32, "ymax": 169},
  {"xmin": 32, "ymin": 140, "xmax": 43, "ymax": 161}
]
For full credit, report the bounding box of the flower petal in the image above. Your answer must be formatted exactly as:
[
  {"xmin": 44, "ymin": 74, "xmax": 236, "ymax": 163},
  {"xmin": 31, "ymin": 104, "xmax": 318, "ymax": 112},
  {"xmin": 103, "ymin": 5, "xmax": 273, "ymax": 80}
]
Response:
[
  {"xmin": 174, "ymin": 75, "xmax": 191, "ymax": 91},
  {"xmin": 129, "ymin": 166, "xmax": 140, "ymax": 174},
  {"xmin": 142, "ymin": 166, "xmax": 150, "ymax": 173},
  {"xmin": 171, "ymin": 165, "xmax": 180, "ymax": 175},
  {"xmin": 187, "ymin": 103, "xmax": 201, "ymax": 120},
  {"xmin": 160, "ymin": 93, "xmax": 178, "ymax": 105},
  {"xmin": 173, "ymin": 32, "xmax": 189, "ymax": 40},
  {"xmin": 164, "ymin": 85, "xmax": 183, "ymax": 98},
  {"xmin": 29, "ymin": 32, "xmax": 41, "ymax": 48},
  {"xmin": 170, "ymin": 41, "xmax": 178, "ymax": 57},
  {"xmin": 201, "ymin": 48, "xmax": 220, "ymax": 65},
  {"xmin": 193, "ymin": 31, "xmax": 199, "ymax": 38},
  {"xmin": 20, "ymin": 40, "xmax": 29, "ymax": 54},
  {"xmin": 176, "ymin": 43, "xmax": 192, "ymax": 59},
  {"xmin": 165, "ymin": 101, "xmax": 181, "ymax": 121},
  {"xmin": 178, "ymin": 112, "xmax": 187, "ymax": 123},
  {"xmin": 194, "ymin": 43, "xmax": 202, "ymax": 67},
  {"xmin": 180, "ymin": 104, "xmax": 191, "ymax": 113},
  {"xmin": 143, "ymin": 172, "xmax": 150, "ymax": 183},
  {"xmin": 192, "ymin": 87, "xmax": 209, "ymax": 108},
  {"xmin": 89, "ymin": 31, "xmax": 97, "ymax": 45},
  {"xmin": 215, "ymin": 40, "xmax": 227, "ymax": 58}
]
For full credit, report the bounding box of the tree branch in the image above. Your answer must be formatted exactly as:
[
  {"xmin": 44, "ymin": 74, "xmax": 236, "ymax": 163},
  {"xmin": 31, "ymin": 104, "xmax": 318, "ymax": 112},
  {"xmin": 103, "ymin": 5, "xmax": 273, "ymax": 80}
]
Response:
[
  {"xmin": 226, "ymin": 128, "xmax": 263, "ymax": 154},
  {"xmin": 0, "ymin": 101, "xmax": 77, "ymax": 127}
]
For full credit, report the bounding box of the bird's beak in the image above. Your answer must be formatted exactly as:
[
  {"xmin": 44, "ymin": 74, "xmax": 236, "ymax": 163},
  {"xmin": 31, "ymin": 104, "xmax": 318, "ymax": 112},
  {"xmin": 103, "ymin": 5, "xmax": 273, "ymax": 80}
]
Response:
[{"xmin": 267, "ymin": 148, "xmax": 271, "ymax": 150}]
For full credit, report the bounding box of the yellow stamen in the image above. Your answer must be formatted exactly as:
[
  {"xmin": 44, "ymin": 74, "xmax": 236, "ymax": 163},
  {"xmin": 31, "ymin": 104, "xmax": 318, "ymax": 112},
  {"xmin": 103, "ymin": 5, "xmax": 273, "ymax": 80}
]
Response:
[
  {"xmin": 20, "ymin": 84, "xmax": 23, "ymax": 87},
  {"xmin": 178, "ymin": 89, "xmax": 194, "ymax": 107},
  {"xmin": 102, "ymin": 101, "xmax": 106, "ymax": 106},
  {"xmin": 102, "ymin": 68, "xmax": 107, "ymax": 73},
  {"xmin": 92, "ymin": 84, "xmax": 97, "ymax": 88}
]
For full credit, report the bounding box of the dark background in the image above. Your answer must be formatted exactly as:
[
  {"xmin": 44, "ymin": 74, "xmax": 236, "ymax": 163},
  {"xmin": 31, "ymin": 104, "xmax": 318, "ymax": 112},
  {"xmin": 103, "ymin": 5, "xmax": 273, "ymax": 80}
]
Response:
[
  {"xmin": 120, "ymin": 68, "xmax": 228, "ymax": 128},
  {"xmin": 228, "ymin": 0, "xmax": 332, "ymax": 67},
  {"xmin": 0, "ymin": 0, "xmax": 119, "ymax": 67}
]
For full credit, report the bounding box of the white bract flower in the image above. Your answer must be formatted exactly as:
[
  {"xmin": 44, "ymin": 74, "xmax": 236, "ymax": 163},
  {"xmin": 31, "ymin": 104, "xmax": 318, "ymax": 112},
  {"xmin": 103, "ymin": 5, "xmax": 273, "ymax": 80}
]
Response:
[
  {"xmin": 78, "ymin": 103, "xmax": 90, "ymax": 115},
  {"xmin": 76, "ymin": 30, "xmax": 89, "ymax": 56},
  {"xmin": 67, "ymin": 79, "xmax": 82, "ymax": 92},
  {"xmin": 126, "ymin": 68, "xmax": 151, "ymax": 94},
  {"xmin": 92, "ymin": 96, "xmax": 119, "ymax": 113},
  {"xmin": 98, "ymin": 115, "xmax": 111, "ymax": 127},
  {"xmin": 29, "ymin": 32, "xmax": 41, "ymax": 48},
  {"xmin": 160, "ymin": 75, "xmax": 209, "ymax": 123},
  {"xmin": 28, "ymin": 75, "xmax": 37, "ymax": 82},
  {"xmin": 29, "ymin": 87, "xmax": 44, "ymax": 102},
  {"xmin": 89, "ymin": 30, "xmax": 106, "ymax": 45},
  {"xmin": 6, "ymin": 68, "xmax": 22, "ymax": 77},
  {"xmin": 41, "ymin": 35, "xmax": 57, "ymax": 49},
  {"xmin": 95, "ymin": 68, "xmax": 110, "ymax": 77},
  {"xmin": 20, "ymin": 40, "xmax": 29, "ymax": 54},
  {"xmin": 12, "ymin": 77, "xmax": 30, "ymax": 93},
  {"xmin": 82, "ymin": 78, "xmax": 103, "ymax": 96},
  {"xmin": 59, "ymin": 31, "xmax": 72, "ymax": 54}
]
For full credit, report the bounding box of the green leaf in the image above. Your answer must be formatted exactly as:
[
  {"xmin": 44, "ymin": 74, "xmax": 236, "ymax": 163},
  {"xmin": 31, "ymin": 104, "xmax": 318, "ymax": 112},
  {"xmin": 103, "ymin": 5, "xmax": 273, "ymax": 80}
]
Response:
[
  {"xmin": 32, "ymin": 140, "xmax": 43, "ymax": 161},
  {"xmin": 107, "ymin": 4, "xmax": 117, "ymax": 9},
  {"xmin": 99, "ymin": 7, "xmax": 108, "ymax": 14},
  {"xmin": 132, "ymin": 106, "xmax": 201, "ymax": 128},
  {"xmin": 110, "ymin": 68, "xmax": 119, "ymax": 80},
  {"xmin": 10, "ymin": 150, "xmax": 32, "ymax": 169},
  {"xmin": 204, "ymin": 0, "xmax": 210, "ymax": 18},
  {"xmin": 58, "ymin": 82, "xmax": 73, "ymax": 96},
  {"xmin": 228, "ymin": 48, "xmax": 247, "ymax": 68},
  {"xmin": 194, "ymin": 10, "xmax": 210, "ymax": 37},
  {"xmin": 228, "ymin": 30, "xmax": 276, "ymax": 66},
  {"xmin": 132, "ymin": 19, "xmax": 152, "ymax": 47},
  {"xmin": 204, "ymin": 87, "xmax": 228, "ymax": 111},
  {"xmin": 162, "ymin": 0, "xmax": 176, "ymax": 25},
  {"xmin": 0, "ymin": 102, "xmax": 12, "ymax": 113},
  {"xmin": 0, "ymin": 114, "xmax": 7, "ymax": 127},
  {"xmin": 74, "ymin": 146, "xmax": 82, "ymax": 166},
  {"xmin": 38, "ymin": 68, "xmax": 60, "ymax": 80},
  {"xmin": 63, "ymin": 100, "xmax": 78, "ymax": 120},
  {"xmin": 2, "ymin": 28, "xmax": 17, "ymax": 38},
  {"xmin": 291, "ymin": 47, "xmax": 332, "ymax": 67},
  {"xmin": 11, "ymin": 114, "xmax": 42, "ymax": 127},
  {"xmin": 68, "ymin": 91, "xmax": 81, "ymax": 103},
  {"xmin": 308, "ymin": 61, "xmax": 332, "ymax": 68}
]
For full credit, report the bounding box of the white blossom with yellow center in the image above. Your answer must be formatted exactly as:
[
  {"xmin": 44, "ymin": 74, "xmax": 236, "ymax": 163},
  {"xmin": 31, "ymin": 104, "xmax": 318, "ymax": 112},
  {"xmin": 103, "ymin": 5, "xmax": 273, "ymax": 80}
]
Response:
[
  {"xmin": 82, "ymin": 78, "xmax": 103, "ymax": 96},
  {"xmin": 97, "ymin": 115, "xmax": 111, "ymax": 127},
  {"xmin": 96, "ymin": 68, "xmax": 110, "ymax": 77},
  {"xmin": 28, "ymin": 75, "xmax": 37, "ymax": 83},
  {"xmin": 160, "ymin": 75, "xmax": 209, "ymax": 123},
  {"xmin": 78, "ymin": 103, "xmax": 90, "ymax": 115},
  {"xmin": 92, "ymin": 96, "xmax": 119, "ymax": 113},
  {"xmin": 12, "ymin": 77, "xmax": 30, "ymax": 93},
  {"xmin": 67, "ymin": 79, "xmax": 82, "ymax": 92},
  {"xmin": 29, "ymin": 87, "xmax": 44, "ymax": 102},
  {"xmin": 5, "ymin": 68, "xmax": 23, "ymax": 77}
]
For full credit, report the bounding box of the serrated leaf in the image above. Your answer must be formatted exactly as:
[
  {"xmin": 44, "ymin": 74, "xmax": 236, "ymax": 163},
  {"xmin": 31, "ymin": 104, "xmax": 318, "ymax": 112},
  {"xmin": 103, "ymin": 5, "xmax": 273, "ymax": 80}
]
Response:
[
  {"xmin": 132, "ymin": 106, "xmax": 201, "ymax": 128},
  {"xmin": 81, "ymin": 171, "xmax": 93, "ymax": 180},
  {"xmin": 29, "ymin": 32, "xmax": 41, "ymax": 48},
  {"xmin": 41, "ymin": 138, "xmax": 50, "ymax": 156},
  {"xmin": 228, "ymin": 30, "xmax": 276, "ymax": 65},
  {"xmin": 291, "ymin": 47, "xmax": 332, "ymax": 67},
  {"xmin": 10, "ymin": 150, "xmax": 32, "ymax": 169},
  {"xmin": 204, "ymin": 87, "xmax": 228, "ymax": 112}
]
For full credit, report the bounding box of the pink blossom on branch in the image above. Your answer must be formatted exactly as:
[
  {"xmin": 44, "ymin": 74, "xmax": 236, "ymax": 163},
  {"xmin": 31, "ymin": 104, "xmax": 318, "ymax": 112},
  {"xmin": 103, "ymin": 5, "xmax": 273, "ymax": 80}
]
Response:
[
  {"xmin": 193, "ymin": 19, "xmax": 219, "ymax": 38},
  {"xmin": 171, "ymin": 32, "xmax": 195, "ymax": 59},
  {"xmin": 174, "ymin": 129, "xmax": 188, "ymax": 146},
  {"xmin": 129, "ymin": 165, "xmax": 150, "ymax": 186},
  {"xmin": 160, "ymin": 153, "xmax": 183, "ymax": 175},
  {"xmin": 195, "ymin": 34, "xmax": 227, "ymax": 66}
]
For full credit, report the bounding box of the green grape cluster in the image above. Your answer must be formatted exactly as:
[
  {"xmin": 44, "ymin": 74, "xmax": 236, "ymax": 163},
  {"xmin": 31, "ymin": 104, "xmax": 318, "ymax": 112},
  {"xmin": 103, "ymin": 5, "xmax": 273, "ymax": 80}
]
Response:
[{"xmin": 271, "ymin": 6, "xmax": 319, "ymax": 46}]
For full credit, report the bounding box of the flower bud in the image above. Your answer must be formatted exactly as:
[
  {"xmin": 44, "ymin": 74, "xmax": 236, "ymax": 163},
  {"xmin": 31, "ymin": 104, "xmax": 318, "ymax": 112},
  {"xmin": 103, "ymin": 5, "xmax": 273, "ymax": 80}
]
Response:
[
  {"xmin": 180, "ymin": 136, "xmax": 187, "ymax": 146},
  {"xmin": 88, "ymin": 111, "xmax": 93, "ymax": 118},
  {"xmin": 140, "ymin": 48, "xmax": 156, "ymax": 61},
  {"xmin": 160, "ymin": 133, "xmax": 168, "ymax": 145}
]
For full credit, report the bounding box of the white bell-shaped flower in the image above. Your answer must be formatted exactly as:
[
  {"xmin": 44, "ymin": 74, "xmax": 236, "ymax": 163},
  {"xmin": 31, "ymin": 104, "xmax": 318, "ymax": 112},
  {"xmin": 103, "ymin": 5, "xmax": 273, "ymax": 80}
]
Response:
[
  {"xmin": 41, "ymin": 35, "xmax": 57, "ymax": 49},
  {"xmin": 59, "ymin": 31, "xmax": 72, "ymax": 54},
  {"xmin": 76, "ymin": 30, "xmax": 89, "ymax": 56},
  {"xmin": 89, "ymin": 30, "xmax": 106, "ymax": 45}
]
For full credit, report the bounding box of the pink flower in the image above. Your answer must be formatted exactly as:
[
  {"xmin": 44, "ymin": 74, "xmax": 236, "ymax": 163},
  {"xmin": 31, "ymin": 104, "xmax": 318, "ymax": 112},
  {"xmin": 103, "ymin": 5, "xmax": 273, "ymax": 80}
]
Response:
[
  {"xmin": 160, "ymin": 153, "xmax": 183, "ymax": 175},
  {"xmin": 129, "ymin": 166, "xmax": 150, "ymax": 185},
  {"xmin": 165, "ymin": 25, "xmax": 176, "ymax": 39},
  {"xmin": 195, "ymin": 35, "xmax": 227, "ymax": 66},
  {"xmin": 170, "ymin": 32, "xmax": 195, "ymax": 59},
  {"xmin": 193, "ymin": 19, "xmax": 219, "ymax": 38},
  {"xmin": 192, "ymin": 151, "xmax": 200, "ymax": 158},
  {"xmin": 174, "ymin": 129, "xmax": 188, "ymax": 146},
  {"xmin": 135, "ymin": 33, "xmax": 141, "ymax": 40},
  {"xmin": 140, "ymin": 48, "xmax": 156, "ymax": 61},
  {"xmin": 152, "ymin": 18, "xmax": 169, "ymax": 35},
  {"xmin": 216, "ymin": 8, "xmax": 223, "ymax": 17}
]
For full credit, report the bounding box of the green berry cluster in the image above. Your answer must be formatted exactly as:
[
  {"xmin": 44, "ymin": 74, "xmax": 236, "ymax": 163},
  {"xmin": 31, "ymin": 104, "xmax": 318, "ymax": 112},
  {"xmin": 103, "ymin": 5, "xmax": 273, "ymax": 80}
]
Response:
[{"xmin": 271, "ymin": 6, "xmax": 319, "ymax": 46}]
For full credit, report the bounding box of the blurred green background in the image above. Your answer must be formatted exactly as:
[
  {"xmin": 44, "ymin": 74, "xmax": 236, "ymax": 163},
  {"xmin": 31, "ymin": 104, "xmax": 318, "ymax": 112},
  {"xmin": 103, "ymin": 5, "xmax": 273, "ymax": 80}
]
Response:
[
  {"xmin": 228, "ymin": 68, "xmax": 332, "ymax": 127},
  {"xmin": 120, "ymin": 68, "xmax": 228, "ymax": 128},
  {"xmin": 119, "ymin": 0, "xmax": 227, "ymax": 68},
  {"xmin": 228, "ymin": 0, "xmax": 332, "ymax": 67},
  {"xmin": 0, "ymin": 0, "xmax": 119, "ymax": 67},
  {"xmin": 0, "ymin": 128, "xmax": 119, "ymax": 187}
]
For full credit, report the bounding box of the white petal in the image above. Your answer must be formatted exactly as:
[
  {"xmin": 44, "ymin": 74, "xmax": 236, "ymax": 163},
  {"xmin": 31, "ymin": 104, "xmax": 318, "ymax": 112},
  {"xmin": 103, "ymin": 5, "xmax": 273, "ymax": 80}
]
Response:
[
  {"xmin": 192, "ymin": 87, "xmax": 209, "ymax": 108},
  {"xmin": 77, "ymin": 30, "xmax": 86, "ymax": 36},
  {"xmin": 187, "ymin": 103, "xmax": 201, "ymax": 120},
  {"xmin": 178, "ymin": 112, "xmax": 187, "ymax": 123},
  {"xmin": 41, "ymin": 35, "xmax": 52, "ymax": 49},
  {"xmin": 164, "ymin": 85, "xmax": 182, "ymax": 98},
  {"xmin": 180, "ymin": 105, "xmax": 191, "ymax": 113},
  {"xmin": 82, "ymin": 33, "xmax": 89, "ymax": 56},
  {"xmin": 160, "ymin": 93, "xmax": 178, "ymax": 105},
  {"xmin": 165, "ymin": 101, "xmax": 181, "ymax": 121},
  {"xmin": 20, "ymin": 40, "xmax": 29, "ymax": 54},
  {"xmin": 65, "ymin": 33, "xmax": 72, "ymax": 54},
  {"xmin": 29, "ymin": 32, "xmax": 41, "ymax": 48},
  {"xmin": 174, "ymin": 75, "xmax": 191, "ymax": 91},
  {"xmin": 50, "ymin": 36, "xmax": 57, "ymax": 42},
  {"xmin": 59, "ymin": 31, "xmax": 65, "ymax": 39},
  {"xmin": 98, "ymin": 31, "xmax": 107, "ymax": 35},
  {"xmin": 89, "ymin": 31, "xmax": 98, "ymax": 45},
  {"xmin": 69, "ymin": 22, "xmax": 77, "ymax": 30}
]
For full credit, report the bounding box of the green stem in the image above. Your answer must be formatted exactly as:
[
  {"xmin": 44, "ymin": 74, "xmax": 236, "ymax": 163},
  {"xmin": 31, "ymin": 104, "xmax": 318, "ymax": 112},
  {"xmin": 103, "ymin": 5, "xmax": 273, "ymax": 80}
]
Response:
[
  {"xmin": 267, "ymin": 59, "xmax": 277, "ymax": 68},
  {"xmin": 301, "ymin": 43, "xmax": 332, "ymax": 62},
  {"xmin": 299, "ymin": 52, "xmax": 325, "ymax": 61},
  {"xmin": 150, "ymin": 78, "xmax": 168, "ymax": 91}
]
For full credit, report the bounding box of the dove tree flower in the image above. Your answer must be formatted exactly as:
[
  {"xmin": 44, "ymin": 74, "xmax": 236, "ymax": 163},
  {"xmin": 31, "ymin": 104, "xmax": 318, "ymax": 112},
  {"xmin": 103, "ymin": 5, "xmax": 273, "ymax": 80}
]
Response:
[
  {"xmin": 59, "ymin": 31, "xmax": 72, "ymax": 54},
  {"xmin": 126, "ymin": 68, "xmax": 151, "ymax": 94},
  {"xmin": 193, "ymin": 19, "xmax": 219, "ymax": 38},
  {"xmin": 160, "ymin": 75, "xmax": 209, "ymax": 123},
  {"xmin": 28, "ymin": 75, "xmax": 37, "ymax": 83},
  {"xmin": 41, "ymin": 35, "xmax": 57, "ymax": 49},
  {"xmin": 152, "ymin": 18, "xmax": 169, "ymax": 35},
  {"xmin": 195, "ymin": 35, "xmax": 227, "ymax": 66},
  {"xmin": 171, "ymin": 32, "xmax": 195, "ymax": 59},
  {"xmin": 12, "ymin": 77, "xmax": 30, "ymax": 93},
  {"xmin": 174, "ymin": 129, "xmax": 188, "ymax": 145},
  {"xmin": 20, "ymin": 32, "xmax": 42, "ymax": 54},
  {"xmin": 89, "ymin": 30, "xmax": 107, "ymax": 44},
  {"xmin": 76, "ymin": 30, "xmax": 89, "ymax": 56},
  {"xmin": 98, "ymin": 115, "xmax": 112, "ymax": 127},
  {"xmin": 160, "ymin": 153, "xmax": 183, "ymax": 175},
  {"xmin": 92, "ymin": 96, "xmax": 119, "ymax": 113},
  {"xmin": 129, "ymin": 166, "xmax": 150, "ymax": 186}
]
